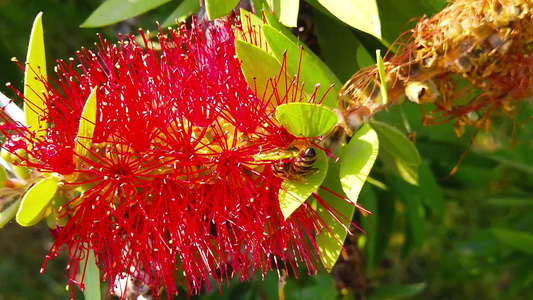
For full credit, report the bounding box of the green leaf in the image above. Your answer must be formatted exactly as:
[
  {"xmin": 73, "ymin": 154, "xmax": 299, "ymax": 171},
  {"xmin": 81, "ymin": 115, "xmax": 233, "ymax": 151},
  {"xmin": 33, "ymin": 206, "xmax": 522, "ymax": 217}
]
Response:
[
  {"xmin": 369, "ymin": 283, "xmax": 427, "ymax": 300},
  {"xmin": 279, "ymin": 149, "xmax": 328, "ymax": 219},
  {"xmin": 205, "ymin": 0, "xmax": 240, "ymax": 20},
  {"xmin": 493, "ymin": 229, "xmax": 533, "ymax": 255},
  {"xmin": 81, "ymin": 0, "xmax": 171, "ymax": 28},
  {"xmin": 316, "ymin": 155, "xmax": 356, "ymax": 271},
  {"xmin": 275, "ymin": 103, "xmax": 338, "ymax": 137},
  {"xmin": 376, "ymin": 49, "xmax": 388, "ymax": 105},
  {"xmin": 75, "ymin": 87, "xmax": 98, "ymax": 159},
  {"xmin": 0, "ymin": 164, "xmax": 7, "ymax": 186},
  {"xmin": 24, "ymin": 12, "xmax": 48, "ymax": 137},
  {"xmin": 161, "ymin": 0, "xmax": 200, "ymax": 27},
  {"xmin": 370, "ymin": 120, "xmax": 421, "ymax": 166},
  {"xmin": 0, "ymin": 194, "xmax": 22, "ymax": 228},
  {"xmin": 317, "ymin": 0, "xmax": 381, "ymax": 39},
  {"xmin": 262, "ymin": 24, "xmax": 342, "ymax": 109},
  {"xmin": 358, "ymin": 185, "xmax": 378, "ymax": 269},
  {"xmin": 390, "ymin": 177, "xmax": 425, "ymax": 248},
  {"xmin": 339, "ymin": 124, "xmax": 379, "ymax": 204},
  {"xmin": 16, "ymin": 176, "xmax": 59, "ymax": 226},
  {"xmin": 269, "ymin": 0, "xmax": 300, "ymax": 27},
  {"xmin": 81, "ymin": 246, "xmax": 102, "ymax": 300},
  {"xmin": 234, "ymin": 40, "xmax": 285, "ymax": 108},
  {"xmin": 237, "ymin": 9, "xmax": 268, "ymax": 52},
  {"xmin": 418, "ymin": 162, "xmax": 445, "ymax": 216}
]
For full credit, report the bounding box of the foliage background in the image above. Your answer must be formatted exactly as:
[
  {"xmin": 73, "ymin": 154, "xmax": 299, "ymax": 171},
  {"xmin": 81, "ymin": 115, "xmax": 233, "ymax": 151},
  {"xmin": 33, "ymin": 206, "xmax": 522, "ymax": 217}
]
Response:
[{"xmin": 0, "ymin": 0, "xmax": 532, "ymax": 299}]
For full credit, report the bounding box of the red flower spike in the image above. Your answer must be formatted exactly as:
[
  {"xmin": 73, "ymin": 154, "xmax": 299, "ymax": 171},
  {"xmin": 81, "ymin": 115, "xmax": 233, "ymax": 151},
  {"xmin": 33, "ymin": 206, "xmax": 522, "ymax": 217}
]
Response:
[{"xmin": 0, "ymin": 19, "xmax": 350, "ymax": 298}]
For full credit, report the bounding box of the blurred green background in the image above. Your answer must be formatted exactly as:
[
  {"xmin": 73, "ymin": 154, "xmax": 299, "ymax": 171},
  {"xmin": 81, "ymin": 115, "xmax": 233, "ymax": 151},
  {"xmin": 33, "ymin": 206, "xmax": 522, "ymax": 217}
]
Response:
[{"xmin": 1, "ymin": 0, "xmax": 532, "ymax": 299}]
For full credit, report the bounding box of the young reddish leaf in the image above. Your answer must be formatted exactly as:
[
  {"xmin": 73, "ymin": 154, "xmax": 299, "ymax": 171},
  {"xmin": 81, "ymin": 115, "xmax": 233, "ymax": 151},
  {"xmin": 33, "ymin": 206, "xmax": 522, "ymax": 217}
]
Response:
[
  {"xmin": 205, "ymin": 0, "xmax": 240, "ymax": 20},
  {"xmin": 317, "ymin": 0, "xmax": 381, "ymax": 39},
  {"xmin": 279, "ymin": 149, "xmax": 328, "ymax": 219},
  {"xmin": 161, "ymin": 0, "xmax": 200, "ymax": 27},
  {"xmin": 339, "ymin": 123, "xmax": 379, "ymax": 204},
  {"xmin": 16, "ymin": 176, "xmax": 59, "ymax": 227},
  {"xmin": 81, "ymin": 0, "xmax": 170, "ymax": 28},
  {"xmin": 75, "ymin": 87, "xmax": 98, "ymax": 159},
  {"xmin": 316, "ymin": 155, "xmax": 355, "ymax": 271},
  {"xmin": 275, "ymin": 103, "xmax": 337, "ymax": 137},
  {"xmin": 24, "ymin": 12, "xmax": 48, "ymax": 137},
  {"xmin": 262, "ymin": 24, "xmax": 341, "ymax": 109}
]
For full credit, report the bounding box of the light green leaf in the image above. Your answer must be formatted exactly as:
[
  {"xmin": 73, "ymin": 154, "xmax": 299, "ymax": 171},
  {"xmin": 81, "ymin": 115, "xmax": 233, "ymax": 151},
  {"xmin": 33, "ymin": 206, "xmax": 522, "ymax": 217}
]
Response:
[
  {"xmin": 81, "ymin": 0, "xmax": 171, "ymax": 28},
  {"xmin": 370, "ymin": 120, "xmax": 421, "ymax": 166},
  {"xmin": 75, "ymin": 87, "xmax": 98, "ymax": 159},
  {"xmin": 24, "ymin": 12, "xmax": 48, "ymax": 138},
  {"xmin": 493, "ymin": 229, "xmax": 533, "ymax": 255},
  {"xmin": 0, "ymin": 194, "xmax": 22, "ymax": 228},
  {"xmin": 234, "ymin": 40, "xmax": 285, "ymax": 108},
  {"xmin": 339, "ymin": 124, "xmax": 379, "ymax": 204},
  {"xmin": 279, "ymin": 149, "xmax": 328, "ymax": 219},
  {"xmin": 316, "ymin": 155, "xmax": 355, "ymax": 271},
  {"xmin": 205, "ymin": 0, "xmax": 240, "ymax": 20},
  {"xmin": 237, "ymin": 9, "xmax": 268, "ymax": 52},
  {"xmin": 81, "ymin": 246, "xmax": 102, "ymax": 300},
  {"xmin": 395, "ymin": 157, "xmax": 419, "ymax": 185},
  {"xmin": 317, "ymin": 0, "xmax": 381, "ymax": 39},
  {"xmin": 16, "ymin": 176, "xmax": 59, "ymax": 226},
  {"xmin": 161, "ymin": 0, "xmax": 200, "ymax": 27},
  {"xmin": 269, "ymin": 0, "xmax": 300, "ymax": 27},
  {"xmin": 275, "ymin": 103, "xmax": 338, "ymax": 137},
  {"xmin": 376, "ymin": 49, "xmax": 388, "ymax": 105},
  {"xmin": 0, "ymin": 164, "xmax": 7, "ymax": 186},
  {"xmin": 262, "ymin": 24, "xmax": 341, "ymax": 108}
]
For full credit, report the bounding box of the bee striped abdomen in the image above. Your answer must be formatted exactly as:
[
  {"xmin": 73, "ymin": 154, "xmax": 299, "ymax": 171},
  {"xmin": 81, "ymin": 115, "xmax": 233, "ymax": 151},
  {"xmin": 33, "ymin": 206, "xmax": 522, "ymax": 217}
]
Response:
[{"xmin": 272, "ymin": 147, "xmax": 319, "ymax": 183}]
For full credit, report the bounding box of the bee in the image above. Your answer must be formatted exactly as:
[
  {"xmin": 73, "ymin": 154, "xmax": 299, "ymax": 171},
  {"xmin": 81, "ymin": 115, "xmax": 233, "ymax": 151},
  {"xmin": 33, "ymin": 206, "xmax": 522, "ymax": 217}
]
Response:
[{"xmin": 272, "ymin": 147, "xmax": 319, "ymax": 183}]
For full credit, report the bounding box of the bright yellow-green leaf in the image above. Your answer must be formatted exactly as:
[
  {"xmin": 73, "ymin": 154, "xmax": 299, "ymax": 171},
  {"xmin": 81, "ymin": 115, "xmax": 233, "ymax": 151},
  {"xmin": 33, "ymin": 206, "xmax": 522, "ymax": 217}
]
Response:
[
  {"xmin": 234, "ymin": 40, "xmax": 286, "ymax": 109},
  {"xmin": 317, "ymin": 0, "xmax": 381, "ymax": 39},
  {"xmin": 161, "ymin": 0, "xmax": 200, "ymax": 27},
  {"xmin": 279, "ymin": 149, "xmax": 328, "ymax": 219},
  {"xmin": 16, "ymin": 176, "xmax": 59, "ymax": 226},
  {"xmin": 0, "ymin": 164, "xmax": 7, "ymax": 186},
  {"xmin": 75, "ymin": 87, "xmax": 98, "ymax": 159},
  {"xmin": 275, "ymin": 103, "xmax": 338, "ymax": 137},
  {"xmin": 316, "ymin": 155, "xmax": 355, "ymax": 271},
  {"xmin": 24, "ymin": 12, "xmax": 48, "ymax": 137},
  {"xmin": 262, "ymin": 24, "xmax": 342, "ymax": 109},
  {"xmin": 237, "ymin": 9, "xmax": 268, "ymax": 52},
  {"xmin": 82, "ymin": 246, "xmax": 102, "ymax": 300},
  {"xmin": 269, "ymin": 0, "xmax": 300, "ymax": 27},
  {"xmin": 339, "ymin": 124, "xmax": 379, "ymax": 204},
  {"xmin": 205, "ymin": 0, "xmax": 240, "ymax": 20},
  {"xmin": 81, "ymin": 0, "xmax": 171, "ymax": 28},
  {"xmin": 0, "ymin": 194, "xmax": 22, "ymax": 228},
  {"xmin": 376, "ymin": 49, "xmax": 388, "ymax": 105}
]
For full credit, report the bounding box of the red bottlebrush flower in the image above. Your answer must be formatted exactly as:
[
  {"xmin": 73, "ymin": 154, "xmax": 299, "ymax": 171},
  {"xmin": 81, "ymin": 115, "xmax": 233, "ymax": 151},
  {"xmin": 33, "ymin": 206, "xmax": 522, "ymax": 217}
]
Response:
[{"xmin": 1, "ymin": 19, "xmax": 345, "ymax": 298}]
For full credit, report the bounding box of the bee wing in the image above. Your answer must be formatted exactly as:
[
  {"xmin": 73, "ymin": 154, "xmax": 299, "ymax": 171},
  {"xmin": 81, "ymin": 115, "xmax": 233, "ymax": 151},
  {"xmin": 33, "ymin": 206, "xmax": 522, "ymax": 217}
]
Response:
[{"xmin": 253, "ymin": 148, "xmax": 299, "ymax": 162}]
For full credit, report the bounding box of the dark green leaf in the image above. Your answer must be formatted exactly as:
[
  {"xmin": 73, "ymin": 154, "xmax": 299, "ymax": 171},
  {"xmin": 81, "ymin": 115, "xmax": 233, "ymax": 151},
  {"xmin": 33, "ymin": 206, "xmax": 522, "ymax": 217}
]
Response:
[
  {"xmin": 262, "ymin": 24, "xmax": 342, "ymax": 108},
  {"xmin": 493, "ymin": 228, "xmax": 533, "ymax": 255},
  {"xmin": 161, "ymin": 0, "xmax": 200, "ymax": 27},
  {"xmin": 275, "ymin": 103, "xmax": 338, "ymax": 137},
  {"xmin": 358, "ymin": 185, "xmax": 379, "ymax": 269},
  {"xmin": 339, "ymin": 123, "xmax": 379, "ymax": 204},
  {"xmin": 81, "ymin": 0, "xmax": 171, "ymax": 28},
  {"xmin": 205, "ymin": 0, "xmax": 240, "ymax": 20},
  {"xmin": 370, "ymin": 119, "xmax": 421, "ymax": 166},
  {"xmin": 418, "ymin": 162, "xmax": 445, "ymax": 216},
  {"xmin": 390, "ymin": 177, "xmax": 425, "ymax": 248},
  {"xmin": 316, "ymin": 155, "xmax": 356, "ymax": 271},
  {"xmin": 279, "ymin": 148, "xmax": 328, "ymax": 219},
  {"xmin": 369, "ymin": 282, "xmax": 427, "ymax": 300}
]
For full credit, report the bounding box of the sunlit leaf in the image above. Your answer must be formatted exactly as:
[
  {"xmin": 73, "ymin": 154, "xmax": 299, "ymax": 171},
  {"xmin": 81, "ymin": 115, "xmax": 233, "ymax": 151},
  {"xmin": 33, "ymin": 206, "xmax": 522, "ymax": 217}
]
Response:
[
  {"xmin": 269, "ymin": 0, "xmax": 299, "ymax": 27},
  {"xmin": 316, "ymin": 155, "xmax": 355, "ymax": 271},
  {"xmin": 24, "ymin": 12, "xmax": 48, "ymax": 138},
  {"xmin": 317, "ymin": 0, "xmax": 381, "ymax": 39},
  {"xmin": 81, "ymin": 0, "xmax": 171, "ymax": 28},
  {"xmin": 237, "ymin": 9, "xmax": 268, "ymax": 52},
  {"xmin": 262, "ymin": 24, "xmax": 341, "ymax": 109},
  {"xmin": 75, "ymin": 87, "xmax": 98, "ymax": 159},
  {"xmin": 161, "ymin": 0, "xmax": 200, "ymax": 27},
  {"xmin": 0, "ymin": 195, "xmax": 21, "ymax": 228},
  {"xmin": 16, "ymin": 176, "xmax": 59, "ymax": 227},
  {"xmin": 370, "ymin": 120, "xmax": 421, "ymax": 166},
  {"xmin": 275, "ymin": 103, "xmax": 338, "ymax": 137},
  {"xmin": 205, "ymin": 0, "xmax": 240, "ymax": 20},
  {"xmin": 394, "ymin": 157, "xmax": 419, "ymax": 185},
  {"xmin": 81, "ymin": 246, "xmax": 101, "ymax": 300},
  {"xmin": 0, "ymin": 164, "xmax": 7, "ymax": 186},
  {"xmin": 339, "ymin": 124, "xmax": 379, "ymax": 204},
  {"xmin": 493, "ymin": 229, "xmax": 533, "ymax": 255},
  {"xmin": 376, "ymin": 49, "xmax": 388, "ymax": 105},
  {"xmin": 234, "ymin": 40, "xmax": 285, "ymax": 108},
  {"xmin": 279, "ymin": 149, "xmax": 328, "ymax": 219}
]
